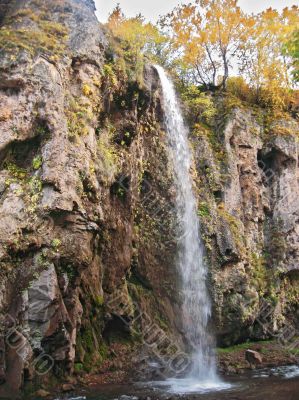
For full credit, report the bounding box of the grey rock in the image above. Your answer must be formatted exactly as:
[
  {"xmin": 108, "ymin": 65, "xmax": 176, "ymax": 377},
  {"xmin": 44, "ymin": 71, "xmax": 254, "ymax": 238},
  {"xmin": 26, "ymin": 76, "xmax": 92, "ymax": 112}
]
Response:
[{"xmin": 245, "ymin": 349, "xmax": 263, "ymax": 365}]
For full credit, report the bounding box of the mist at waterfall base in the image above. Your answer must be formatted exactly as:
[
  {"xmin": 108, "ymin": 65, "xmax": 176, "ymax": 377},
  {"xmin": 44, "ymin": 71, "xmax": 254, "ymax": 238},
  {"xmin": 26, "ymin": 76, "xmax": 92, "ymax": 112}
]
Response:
[{"xmin": 153, "ymin": 66, "xmax": 230, "ymax": 394}]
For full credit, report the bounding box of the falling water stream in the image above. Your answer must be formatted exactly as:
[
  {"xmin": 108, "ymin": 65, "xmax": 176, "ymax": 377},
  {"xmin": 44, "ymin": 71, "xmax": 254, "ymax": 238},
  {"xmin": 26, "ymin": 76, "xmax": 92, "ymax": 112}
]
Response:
[
  {"xmin": 54, "ymin": 67, "xmax": 299, "ymax": 400},
  {"xmin": 154, "ymin": 66, "xmax": 227, "ymax": 393}
]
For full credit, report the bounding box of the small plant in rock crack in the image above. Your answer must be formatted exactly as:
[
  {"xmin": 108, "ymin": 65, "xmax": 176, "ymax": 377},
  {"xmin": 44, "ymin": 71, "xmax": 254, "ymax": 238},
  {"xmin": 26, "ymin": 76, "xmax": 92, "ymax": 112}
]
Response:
[
  {"xmin": 32, "ymin": 156, "xmax": 43, "ymax": 170},
  {"xmin": 51, "ymin": 238, "xmax": 61, "ymax": 249}
]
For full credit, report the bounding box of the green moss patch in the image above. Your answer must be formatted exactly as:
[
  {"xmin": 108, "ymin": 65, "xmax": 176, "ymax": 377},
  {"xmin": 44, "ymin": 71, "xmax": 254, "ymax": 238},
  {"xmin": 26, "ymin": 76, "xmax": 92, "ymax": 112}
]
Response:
[{"xmin": 0, "ymin": 10, "xmax": 68, "ymax": 59}]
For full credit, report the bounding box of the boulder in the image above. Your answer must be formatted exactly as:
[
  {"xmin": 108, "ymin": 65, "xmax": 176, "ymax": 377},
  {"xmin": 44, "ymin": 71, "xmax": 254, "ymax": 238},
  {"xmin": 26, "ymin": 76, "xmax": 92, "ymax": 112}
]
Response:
[
  {"xmin": 245, "ymin": 349, "xmax": 263, "ymax": 366},
  {"xmin": 61, "ymin": 383, "xmax": 75, "ymax": 392},
  {"xmin": 34, "ymin": 389, "xmax": 50, "ymax": 398}
]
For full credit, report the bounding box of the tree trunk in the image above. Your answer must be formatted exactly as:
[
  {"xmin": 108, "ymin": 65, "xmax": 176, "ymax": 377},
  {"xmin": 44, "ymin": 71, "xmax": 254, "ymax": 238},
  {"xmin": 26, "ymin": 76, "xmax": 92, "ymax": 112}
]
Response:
[{"xmin": 222, "ymin": 52, "xmax": 229, "ymax": 89}]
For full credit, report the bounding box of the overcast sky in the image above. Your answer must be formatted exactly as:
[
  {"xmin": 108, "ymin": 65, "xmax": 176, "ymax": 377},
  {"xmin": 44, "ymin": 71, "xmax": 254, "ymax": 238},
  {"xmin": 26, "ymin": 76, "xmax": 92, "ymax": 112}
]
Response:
[{"xmin": 95, "ymin": 0, "xmax": 299, "ymax": 23}]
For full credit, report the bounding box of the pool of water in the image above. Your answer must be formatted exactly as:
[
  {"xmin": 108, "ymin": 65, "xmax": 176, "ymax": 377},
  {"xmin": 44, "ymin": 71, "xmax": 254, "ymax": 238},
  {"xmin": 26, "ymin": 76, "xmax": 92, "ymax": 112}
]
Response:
[
  {"xmin": 58, "ymin": 365, "xmax": 299, "ymax": 400},
  {"xmin": 148, "ymin": 377, "xmax": 232, "ymax": 394}
]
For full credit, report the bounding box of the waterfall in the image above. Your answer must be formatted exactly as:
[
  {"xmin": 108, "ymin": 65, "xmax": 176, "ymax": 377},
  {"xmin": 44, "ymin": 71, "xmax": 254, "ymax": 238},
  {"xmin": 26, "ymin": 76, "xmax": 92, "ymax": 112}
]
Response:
[{"xmin": 155, "ymin": 66, "xmax": 221, "ymax": 391}]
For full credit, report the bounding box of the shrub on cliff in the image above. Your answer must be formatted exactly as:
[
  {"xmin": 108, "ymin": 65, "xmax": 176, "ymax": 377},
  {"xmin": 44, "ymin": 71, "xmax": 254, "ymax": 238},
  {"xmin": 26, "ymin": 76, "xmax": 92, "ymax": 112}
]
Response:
[{"xmin": 105, "ymin": 5, "xmax": 167, "ymax": 84}]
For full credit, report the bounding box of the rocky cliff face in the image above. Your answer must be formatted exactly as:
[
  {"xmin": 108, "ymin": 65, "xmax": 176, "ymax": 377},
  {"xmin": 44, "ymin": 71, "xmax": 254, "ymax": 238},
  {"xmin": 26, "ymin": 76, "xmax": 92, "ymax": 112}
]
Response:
[
  {"xmin": 192, "ymin": 107, "xmax": 299, "ymax": 345},
  {"xmin": 0, "ymin": 0, "xmax": 182, "ymax": 395},
  {"xmin": 0, "ymin": 0, "xmax": 298, "ymax": 397}
]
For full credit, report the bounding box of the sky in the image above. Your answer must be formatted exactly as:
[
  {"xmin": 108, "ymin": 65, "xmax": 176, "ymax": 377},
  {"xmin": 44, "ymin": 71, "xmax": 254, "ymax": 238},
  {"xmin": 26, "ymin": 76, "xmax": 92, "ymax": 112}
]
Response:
[{"xmin": 95, "ymin": 0, "xmax": 299, "ymax": 23}]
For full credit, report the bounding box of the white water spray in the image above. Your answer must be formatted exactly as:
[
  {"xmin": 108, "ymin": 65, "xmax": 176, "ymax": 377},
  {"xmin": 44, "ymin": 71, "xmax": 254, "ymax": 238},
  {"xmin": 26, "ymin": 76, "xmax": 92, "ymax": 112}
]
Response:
[{"xmin": 155, "ymin": 66, "xmax": 225, "ymax": 392}]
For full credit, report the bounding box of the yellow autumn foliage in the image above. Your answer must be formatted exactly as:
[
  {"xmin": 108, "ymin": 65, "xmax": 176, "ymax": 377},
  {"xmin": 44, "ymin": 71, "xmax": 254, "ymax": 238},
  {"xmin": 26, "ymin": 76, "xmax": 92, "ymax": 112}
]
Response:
[
  {"xmin": 106, "ymin": 5, "xmax": 167, "ymax": 83},
  {"xmin": 160, "ymin": 0, "xmax": 299, "ymax": 110}
]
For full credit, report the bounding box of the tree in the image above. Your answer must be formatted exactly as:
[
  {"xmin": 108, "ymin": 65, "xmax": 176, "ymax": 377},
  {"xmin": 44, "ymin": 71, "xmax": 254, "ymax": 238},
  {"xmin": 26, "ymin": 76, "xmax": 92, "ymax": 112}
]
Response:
[
  {"xmin": 284, "ymin": 29, "xmax": 299, "ymax": 82},
  {"xmin": 106, "ymin": 5, "xmax": 166, "ymax": 81},
  {"xmin": 160, "ymin": 0, "xmax": 253, "ymax": 89},
  {"xmin": 238, "ymin": 6, "xmax": 299, "ymax": 106},
  {"xmin": 161, "ymin": 1, "xmax": 298, "ymax": 109}
]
